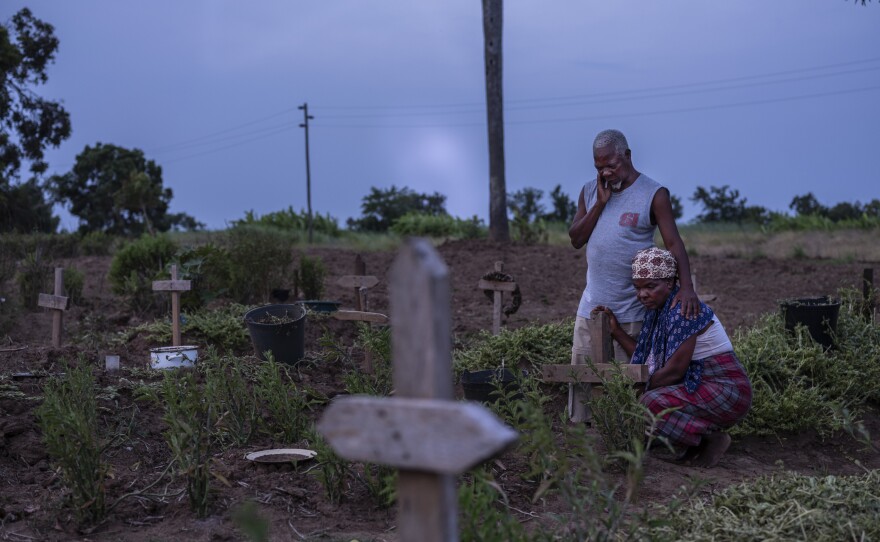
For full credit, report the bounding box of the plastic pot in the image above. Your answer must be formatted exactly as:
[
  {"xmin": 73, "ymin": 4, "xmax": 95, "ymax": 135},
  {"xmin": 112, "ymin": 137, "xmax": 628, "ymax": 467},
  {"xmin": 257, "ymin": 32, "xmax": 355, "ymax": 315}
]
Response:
[
  {"xmin": 461, "ymin": 368, "xmax": 525, "ymax": 404},
  {"xmin": 244, "ymin": 304, "xmax": 307, "ymax": 365},
  {"xmin": 780, "ymin": 296, "xmax": 840, "ymax": 350}
]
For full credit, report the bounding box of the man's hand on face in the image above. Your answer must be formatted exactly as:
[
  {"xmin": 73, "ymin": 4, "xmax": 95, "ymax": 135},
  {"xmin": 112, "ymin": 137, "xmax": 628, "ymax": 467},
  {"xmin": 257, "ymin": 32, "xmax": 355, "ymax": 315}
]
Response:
[
  {"xmin": 671, "ymin": 284, "xmax": 701, "ymax": 320},
  {"xmin": 596, "ymin": 172, "xmax": 612, "ymax": 206}
]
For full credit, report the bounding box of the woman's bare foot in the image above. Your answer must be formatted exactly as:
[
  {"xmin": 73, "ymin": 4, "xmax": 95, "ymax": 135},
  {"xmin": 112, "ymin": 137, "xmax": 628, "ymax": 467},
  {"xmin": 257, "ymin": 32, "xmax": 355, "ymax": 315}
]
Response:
[
  {"xmin": 691, "ymin": 432, "xmax": 731, "ymax": 468},
  {"xmin": 675, "ymin": 442, "xmax": 705, "ymax": 463}
]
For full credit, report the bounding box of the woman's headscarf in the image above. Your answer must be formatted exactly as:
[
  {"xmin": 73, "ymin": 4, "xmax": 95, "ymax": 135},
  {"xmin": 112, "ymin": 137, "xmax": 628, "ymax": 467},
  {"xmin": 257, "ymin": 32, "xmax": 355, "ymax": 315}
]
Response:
[{"xmin": 629, "ymin": 248, "xmax": 714, "ymax": 393}]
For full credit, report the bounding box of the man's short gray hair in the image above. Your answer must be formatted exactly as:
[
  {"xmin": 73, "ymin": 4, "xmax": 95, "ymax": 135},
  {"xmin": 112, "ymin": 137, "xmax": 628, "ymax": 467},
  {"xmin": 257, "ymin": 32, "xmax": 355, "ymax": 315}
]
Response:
[{"xmin": 593, "ymin": 129, "xmax": 629, "ymax": 156}]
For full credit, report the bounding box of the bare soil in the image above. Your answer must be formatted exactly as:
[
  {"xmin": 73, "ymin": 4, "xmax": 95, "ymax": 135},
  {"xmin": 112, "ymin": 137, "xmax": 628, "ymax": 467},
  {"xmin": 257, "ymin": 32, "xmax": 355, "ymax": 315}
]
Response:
[{"xmin": 1, "ymin": 239, "xmax": 877, "ymax": 541}]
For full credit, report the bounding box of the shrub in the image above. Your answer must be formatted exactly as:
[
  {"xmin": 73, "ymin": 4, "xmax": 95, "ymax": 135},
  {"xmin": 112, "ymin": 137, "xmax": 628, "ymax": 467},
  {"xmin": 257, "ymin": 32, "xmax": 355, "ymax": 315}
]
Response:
[
  {"xmin": 347, "ymin": 185, "xmax": 447, "ymax": 232},
  {"xmin": 79, "ymin": 231, "xmax": 116, "ymax": 256},
  {"xmin": 127, "ymin": 303, "xmax": 252, "ymax": 353},
  {"xmin": 453, "ymin": 320, "xmax": 574, "ymax": 377},
  {"xmin": 16, "ymin": 249, "xmax": 51, "ymax": 308},
  {"xmin": 158, "ymin": 370, "xmax": 216, "ymax": 518},
  {"xmin": 297, "ymin": 253, "xmax": 326, "ymax": 300},
  {"xmin": 171, "ymin": 243, "xmax": 233, "ymax": 310},
  {"xmin": 390, "ymin": 212, "xmax": 486, "ymax": 239},
  {"xmin": 63, "ymin": 267, "xmax": 85, "ymax": 305},
  {"xmin": 233, "ymin": 207, "xmax": 340, "ymax": 237},
  {"xmin": 108, "ymin": 234, "xmax": 178, "ymax": 312},
  {"xmin": 36, "ymin": 363, "xmax": 106, "ymax": 525},
  {"xmin": 588, "ymin": 359, "xmax": 651, "ymax": 466},
  {"xmin": 224, "ymin": 225, "xmax": 295, "ymax": 303}
]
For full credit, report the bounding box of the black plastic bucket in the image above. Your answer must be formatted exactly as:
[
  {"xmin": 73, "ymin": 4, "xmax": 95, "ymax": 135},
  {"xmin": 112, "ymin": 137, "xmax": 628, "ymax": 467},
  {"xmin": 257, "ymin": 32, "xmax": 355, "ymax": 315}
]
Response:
[
  {"xmin": 244, "ymin": 303, "xmax": 307, "ymax": 365},
  {"xmin": 461, "ymin": 368, "xmax": 523, "ymax": 403},
  {"xmin": 780, "ymin": 296, "xmax": 840, "ymax": 350}
]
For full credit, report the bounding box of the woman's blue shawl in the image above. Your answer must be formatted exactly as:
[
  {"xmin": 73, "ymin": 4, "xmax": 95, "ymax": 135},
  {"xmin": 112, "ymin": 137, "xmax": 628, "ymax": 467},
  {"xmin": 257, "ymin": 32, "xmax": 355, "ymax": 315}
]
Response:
[{"xmin": 630, "ymin": 285, "xmax": 714, "ymax": 393}]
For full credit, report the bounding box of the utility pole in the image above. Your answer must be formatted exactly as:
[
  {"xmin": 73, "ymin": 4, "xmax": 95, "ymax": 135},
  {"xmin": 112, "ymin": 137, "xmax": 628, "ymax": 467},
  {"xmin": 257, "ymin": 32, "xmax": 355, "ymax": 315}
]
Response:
[
  {"xmin": 482, "ymin": 0, "xmax": 510, "ymax": 242},
  {"xmin": 299, "ymin": 102, "xmax": 315, "ymax": 243}
]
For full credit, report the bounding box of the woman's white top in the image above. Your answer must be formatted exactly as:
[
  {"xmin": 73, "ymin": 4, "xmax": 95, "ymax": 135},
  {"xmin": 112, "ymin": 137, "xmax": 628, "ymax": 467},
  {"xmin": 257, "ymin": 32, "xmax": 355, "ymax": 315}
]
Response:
[{"xmin": 693, "ymin": 315, "xmax": 734, "ymax": 359}]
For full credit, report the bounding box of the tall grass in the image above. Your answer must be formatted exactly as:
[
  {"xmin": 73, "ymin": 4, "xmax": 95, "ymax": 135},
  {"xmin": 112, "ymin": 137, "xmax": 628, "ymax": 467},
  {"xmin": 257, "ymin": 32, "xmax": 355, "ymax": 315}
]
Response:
[{"xmin": 37, "ymin": 364, "xmax": 107, "ymax": 525}]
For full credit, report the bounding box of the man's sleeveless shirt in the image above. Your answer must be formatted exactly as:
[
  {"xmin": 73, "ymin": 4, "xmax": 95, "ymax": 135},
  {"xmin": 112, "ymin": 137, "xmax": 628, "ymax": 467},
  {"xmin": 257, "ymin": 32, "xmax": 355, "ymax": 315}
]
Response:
[{"xmin": 576, "ymin": 174, "xmax": 662, "ymax": 323}]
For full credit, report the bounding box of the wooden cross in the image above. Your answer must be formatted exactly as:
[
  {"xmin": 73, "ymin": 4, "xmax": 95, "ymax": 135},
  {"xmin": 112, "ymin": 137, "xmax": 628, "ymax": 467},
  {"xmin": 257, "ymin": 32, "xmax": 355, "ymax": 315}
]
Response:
[
  {"xmin": 37, "ymin": 267, "xmax": 70, "ymax": 348},
  {"xmin": 151, "ymin": 265, "xmax": 191, "ymax": 347},
  {"xmin": 318, "ymin": 239, "xmax": 517, "ymax": 542},
  {"xmin": 336, "ymin": 267, "xmax": 382, "ymax": 373},
  {"xmin": 691, "ymin": 271, "xmax": 717, "ymax": 304},
  {"xmin": 542, "ymin": 312, "xmax": 648, "ymax": 385},
  {"xmin": 477, "ymin": 261, "xmax": 517, "ymax": 335}
]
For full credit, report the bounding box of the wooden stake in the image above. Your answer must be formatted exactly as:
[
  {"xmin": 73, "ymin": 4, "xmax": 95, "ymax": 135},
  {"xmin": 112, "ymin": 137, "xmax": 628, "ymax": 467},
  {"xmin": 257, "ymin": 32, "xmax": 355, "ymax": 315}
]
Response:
[
  {"xmin": 354, "ymin": 255, "xmax": 366, "ymax": 311},
  {"xmin": 589, "ymin": 311, "xmax": 613, "ymax": 364},
  {"xmin": 336, "ymin": 271, "xmax": 381, "ymax": 373},
  {"xmin": 152, "ymin": 265, "xmax": 191, "ymax": 347},
  {"xmin": 37, "ymin": 268, "xmax": 70, "ymax": 348},
  {"xmin": 318, "ymin": 239, "xmax": 516, "ymax": 542}
]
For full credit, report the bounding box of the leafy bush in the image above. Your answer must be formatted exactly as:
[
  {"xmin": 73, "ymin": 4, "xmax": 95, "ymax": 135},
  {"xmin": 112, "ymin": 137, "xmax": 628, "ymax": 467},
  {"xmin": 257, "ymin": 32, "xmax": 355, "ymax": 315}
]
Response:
[
  {"xmin": 171, "ymin": 243, "xmax": 233, "ymax": 310},
  {"xmin": 0, "ymin": 233, "xmax": 80, "ymax": 260},
  {"xmin": 224, "ymin": 225, "xmax": 295, "ymax": 303},
  {"xmin": 63, "ymin": 267, "xmax": 85, "ymax": 306},
  {"xmin": 642, "ymin": 470, "xmax": 880, "ymax": 541},
  {"xmin": 37, "ymin": 364, "xmax": 106, "ymax": 525},
  {"xmin": 390, "ymin": 212, "xmax": 486, "ymax": 239},
  {"xmin": 253, "ymin": 356, "xmax": 312, "ymax": 442},
  {"xmin": 79, "ymin": 231, "xmax": 116, "ymax": 256},
  {"xmin": 127, "ymin": 303, "xmax": 253, "ymax": 353},
  {"xmin": 233, "ymin": 207, "xmax": 340, "ymax": 237},
  {"xmin": 297, "ymin": 253, "xmax": 326, "ymax": 300},
  {"xmin": 203, "ymin": 350, "xmax": 259, "ymax": 447},
  {"xmin": 588, "ymin": 360, "xmax": 651, "ymax": 466},
  {"xmin": 732, "ymin": 289, "xmax": 880, "ymax": 436},
  {"xmin": 16, "ymin": 249, "xmax": 51, "ymax": 308},
  {"xmin": 347, "ymin": 185, "xmax": 447, "ymax": 232},
  {"xmin": 108, "ymin": 234, "xmax": 178, "ymax": 312},
  {"xmin": 453, "ymin": 320, "xmax": 574, "ymax": 377}
]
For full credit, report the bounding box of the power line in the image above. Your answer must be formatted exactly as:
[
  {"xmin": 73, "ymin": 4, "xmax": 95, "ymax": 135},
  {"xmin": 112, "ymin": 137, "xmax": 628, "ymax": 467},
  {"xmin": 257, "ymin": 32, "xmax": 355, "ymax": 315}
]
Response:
[
  {"xmin": 150, "ymin": 121, "xmax": 299, "ymax": 155},
  {"xmin": 161, "ymin": 124, "xmax": 297, "ymax": 164},
  {"xmin": 148, "ymin": 107, "xmax": 298, "ymax": 153},
  {"xmin": 312, "ymin": 56, "xmax": 880, "ymax": 110},
  {"xmin": 312, "ymin": 84, "xmax": 880, "ymax": 129}
]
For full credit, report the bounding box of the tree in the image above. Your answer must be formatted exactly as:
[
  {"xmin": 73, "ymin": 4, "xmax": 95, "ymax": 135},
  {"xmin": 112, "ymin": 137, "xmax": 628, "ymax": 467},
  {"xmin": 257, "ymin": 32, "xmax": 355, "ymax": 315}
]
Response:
[
  {"xmin": 482, "ymin": 0, "xmax": 509, "ymax": 242},
  {"xmin": 49, "ymin": 143, "xmax": 202, "ymax": 235},
  {"xmin": 507, "ymin": 187, "xmax": 545, "ymax": 223},
  {"xmin": 669, "ymin": 194, "xmax": 684, "ymax": 221},
  {"xmin": 690, "ymin": 185, "xmax": 748, "ymax": 223},
  {"xmin": 346, "ymin": 185, "xmax": 447, "ymax": 232},
  {"xmin": 1, "ymin": 8, "xmax": 71, "ymax": 233},
  {"xmin": 0, "ymin": 177, "xmax": 58, "ymax": 232},
  {"xmin": 789, "ymin": 193, "xmax": 826, "ymax": 216},
  {"xmin": 544, "ymin": 184, "xmax": 577, "ymax": 223},
  {"xmin": 1, "ymin": 8, "xmax": 71, "ymax": 181}
]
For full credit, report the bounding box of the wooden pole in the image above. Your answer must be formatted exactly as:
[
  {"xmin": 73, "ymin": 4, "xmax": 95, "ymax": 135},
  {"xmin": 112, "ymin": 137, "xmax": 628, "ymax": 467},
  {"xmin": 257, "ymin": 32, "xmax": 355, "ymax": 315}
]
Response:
[{"xmin": 354, "ymin": 255, "xmax": 366, "ymax": 311}]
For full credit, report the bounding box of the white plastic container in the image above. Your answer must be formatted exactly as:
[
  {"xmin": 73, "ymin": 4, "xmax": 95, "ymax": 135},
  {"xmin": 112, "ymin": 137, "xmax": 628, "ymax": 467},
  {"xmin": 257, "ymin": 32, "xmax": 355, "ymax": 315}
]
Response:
[{"xmin": 149, "ymin": 346, "xmax": 198, "ymax": 369}]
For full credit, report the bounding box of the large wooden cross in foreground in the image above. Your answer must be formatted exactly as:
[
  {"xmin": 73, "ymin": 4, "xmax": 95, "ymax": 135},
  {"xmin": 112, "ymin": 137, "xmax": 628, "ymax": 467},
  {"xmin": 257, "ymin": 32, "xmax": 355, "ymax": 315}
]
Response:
[
  {"xmin": 318, "ymin": 239, "xmax": 518, "ymax": 541},
  {"xmin": 37, "ymin": 267, "xmax": 70, "ymax": 348}
]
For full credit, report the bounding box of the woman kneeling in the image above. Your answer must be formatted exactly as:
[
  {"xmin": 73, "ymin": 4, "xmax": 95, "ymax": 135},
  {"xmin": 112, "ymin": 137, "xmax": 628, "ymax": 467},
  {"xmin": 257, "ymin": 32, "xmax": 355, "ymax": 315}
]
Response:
[{"xmin": 595, "ymin": 247, "xmax": 752, "ymax": 468}]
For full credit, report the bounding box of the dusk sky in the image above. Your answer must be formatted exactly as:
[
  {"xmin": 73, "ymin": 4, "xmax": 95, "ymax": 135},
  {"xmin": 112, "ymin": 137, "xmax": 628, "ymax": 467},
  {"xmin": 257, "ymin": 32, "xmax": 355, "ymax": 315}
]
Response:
[{"xmin": 6, "ymin": 1, "xmax": 880, "ymax": 231}]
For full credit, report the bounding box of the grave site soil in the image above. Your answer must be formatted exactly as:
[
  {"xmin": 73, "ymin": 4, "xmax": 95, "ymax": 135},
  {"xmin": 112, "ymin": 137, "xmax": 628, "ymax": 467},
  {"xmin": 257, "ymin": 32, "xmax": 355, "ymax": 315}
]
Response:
[{"xmin": 1, "ymin": 239, "xmax": 878, "ymax": 541}]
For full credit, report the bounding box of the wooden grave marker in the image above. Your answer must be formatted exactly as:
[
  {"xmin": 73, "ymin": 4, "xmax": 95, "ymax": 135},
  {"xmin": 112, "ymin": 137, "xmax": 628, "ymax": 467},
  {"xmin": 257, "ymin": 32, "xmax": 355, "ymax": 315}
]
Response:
[
  {"xmin": 318, "ymin": 239, "xmax": 517, "ymax": 542},
  {"xmin": 543, "ymin": 312, "xmax": 649, "ymax": 387},
  {"xmin": 335, "ymin": 261, "xmax": 383, "ymax": 372},
  {"xmin": 477, "ymin": 261, "xmax": 517, "ymax": 335},
  {"xmin": 37, "ymin": 267, "xmax": 70, "ymax": 348},
  {"xmin": 151, "ymin": 265, "xmax": 191, "ymax": 347},
  {"xmin": 691, "ymin": 270, "xmax": 717, "ymax": 304}
]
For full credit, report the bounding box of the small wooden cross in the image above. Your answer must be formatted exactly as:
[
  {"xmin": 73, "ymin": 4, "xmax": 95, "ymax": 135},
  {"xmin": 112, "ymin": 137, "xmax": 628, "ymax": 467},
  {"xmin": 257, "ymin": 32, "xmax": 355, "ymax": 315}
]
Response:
[
  {"xmin": 477, "ymin": 261, "xmax": 517, "ymax": 335},
  {"xmin": 37, "ymin": 267, "xmax": 70, "ymax": 348},
  {"xmin": 336, "ymin": 267, "xmax": 382, "ymax": 372},
  {"xmin": 151, "ymin": 264, "xmax": 191, "ymax": 347},
  {"xmin": 318, "ymin": 239, "xmax": 517, "ymax": 542},
  {"xmin": 543, "ymin": 312, "xmax": 648, "ymax": 386}
]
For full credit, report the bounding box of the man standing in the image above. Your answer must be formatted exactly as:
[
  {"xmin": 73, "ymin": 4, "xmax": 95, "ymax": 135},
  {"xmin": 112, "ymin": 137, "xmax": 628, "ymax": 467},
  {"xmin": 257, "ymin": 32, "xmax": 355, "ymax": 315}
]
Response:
[{"xmin": 568, "ymin": 129, "xmax": 699, "ymax": 423}]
